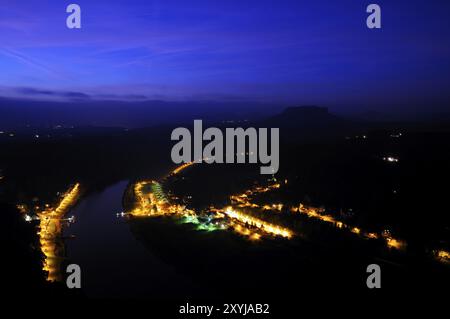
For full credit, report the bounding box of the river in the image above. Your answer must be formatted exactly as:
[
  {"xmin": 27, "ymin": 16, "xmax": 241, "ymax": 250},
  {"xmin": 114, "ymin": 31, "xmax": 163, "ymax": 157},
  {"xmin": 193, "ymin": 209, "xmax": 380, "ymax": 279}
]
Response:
[{"xmin": 64, "ymin": 181, "xmax": 196, "ymax": 298}]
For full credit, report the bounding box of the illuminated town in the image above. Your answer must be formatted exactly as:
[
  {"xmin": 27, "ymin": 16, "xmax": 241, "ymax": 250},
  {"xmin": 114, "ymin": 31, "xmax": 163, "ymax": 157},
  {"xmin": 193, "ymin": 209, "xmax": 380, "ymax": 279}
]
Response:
[
  {"xmin": 123, "ymin": 163, "xmax": 448, "ymax": 265},
  {"xmin": 125, "ymin": 162, "xmax": 293, "ymax": 241},
  {"xmin": 19, "ymin": 184, "xmax": 80, "ymax": 281},
  {"xmin": 12, "ymin": 155, "xmax": 450, "ymax": 286}
]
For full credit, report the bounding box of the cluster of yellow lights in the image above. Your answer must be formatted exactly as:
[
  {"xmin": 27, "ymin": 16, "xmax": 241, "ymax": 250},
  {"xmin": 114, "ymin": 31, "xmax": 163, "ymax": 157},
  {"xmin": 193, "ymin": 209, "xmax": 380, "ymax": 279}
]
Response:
[
  {"xmin": 223, "ymin": 207, "xmax": 292, "ymax": 238},
  {"xmin": 385, "ymin": 237, "xmax": 404, "ymax": 249},
  {"xmin": 211, "ymin": 182, "xmax": 291, "ymax": 239},
  {"xmin": 228, "ymin": 183, "xmax": 409, "ymax": 250},
  {"xmin": 230, "ymin": 194, "xmax": 260, "ymax": 208},
  {"xmin": 230, "ymin": 194, "xmax": 284, "ymax": 212},
  {"xmin": 130, "ymin": 167, "xmax": 292, "ymax": 240},
  {"xmin": 131, "ymin": 181, "xmax": 194, "ymax": 217},
  {"xmin": 434, "ymin": 250, "xmax": 450, "ymax": 263},
  {"xmin": 231, "ymin": 183, "xmax": 281, "ymax": 202},
  {"xmin": 218, "ymin": 182, "xmax": 297, "ymax": 239},
  {"xmin": 171, "ymin": 161, "xmax": 195, "ymax": 175},
  {"xmin": 37, "ymin": 183, "xmax": 80, "ymax": 282},
  {"xmin": 230, "ymin": 183, "xmax": 282, "ymax": 211},
  {"xmin": 230, "ymin": 221, "xmax": 262, "ymax": 241},
  {"xmin": 292, "ymin": 203, "xmax": 407, "ymax": 250}
]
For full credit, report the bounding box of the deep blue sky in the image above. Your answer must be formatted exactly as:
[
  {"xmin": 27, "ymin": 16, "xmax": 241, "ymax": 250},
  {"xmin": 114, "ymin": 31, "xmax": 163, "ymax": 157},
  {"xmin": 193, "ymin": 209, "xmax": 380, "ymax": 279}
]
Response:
[{"xmin": 0, "ymin": 0, "xmax": 449, "ymax": 114}]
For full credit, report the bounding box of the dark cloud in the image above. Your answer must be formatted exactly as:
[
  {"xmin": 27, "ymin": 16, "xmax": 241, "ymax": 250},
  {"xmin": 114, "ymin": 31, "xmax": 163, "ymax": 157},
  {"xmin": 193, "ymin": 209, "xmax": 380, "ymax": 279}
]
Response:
[
  {"xmin": 16, "ymin": 87, "xmax": 55, "ymax": 96},
  {"xmin": 62, "ymin": 91, "xmax": 91, "ymax": 99},
  {"xmin": 7, "ymin": 86, "xmax": 156, "ymax": 102},
  {"xmin": 123, "ymin": 94, "xmax": 148, "ymax": 100},
  {"xmin": 96, "ymin": 93, "xmax": 148, "ymax": 100},
  {"xmin": 14, "ymin": 87, "xmax": 90, "ymax": 100}
]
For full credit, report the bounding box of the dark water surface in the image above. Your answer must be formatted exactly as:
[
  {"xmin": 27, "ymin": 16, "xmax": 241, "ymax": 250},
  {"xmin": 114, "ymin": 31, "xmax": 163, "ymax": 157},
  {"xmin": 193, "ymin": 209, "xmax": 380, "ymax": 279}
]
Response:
[{"xmin": 65, "ymin": 181, "xmax": 197, "ymax": 298}]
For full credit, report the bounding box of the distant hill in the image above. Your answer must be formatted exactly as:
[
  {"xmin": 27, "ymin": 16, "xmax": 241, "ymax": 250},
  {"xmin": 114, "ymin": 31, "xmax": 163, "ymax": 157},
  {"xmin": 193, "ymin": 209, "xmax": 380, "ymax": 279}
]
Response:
[
  {"xmin": 0, "ymin": 97, "xmax": 279, "ymax": 130},
  {"xmin": 266, "ymin": 106, "xmax": 341, "ymax": 126},
  {"xmin": 261, "ymin": 106, "xmax": 360, "ymax": 142}
]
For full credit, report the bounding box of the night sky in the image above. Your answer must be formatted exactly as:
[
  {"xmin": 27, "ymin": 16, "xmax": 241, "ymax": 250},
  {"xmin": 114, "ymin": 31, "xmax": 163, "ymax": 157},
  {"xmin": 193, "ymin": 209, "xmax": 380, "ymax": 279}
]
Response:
[{"xmin": 0, "ymin": 0, "xmax": 449, "ymax": 114}]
